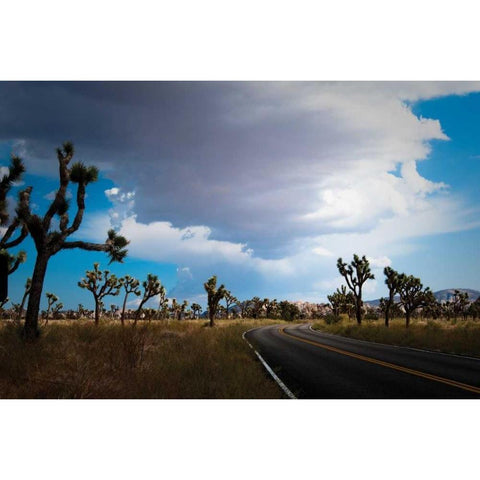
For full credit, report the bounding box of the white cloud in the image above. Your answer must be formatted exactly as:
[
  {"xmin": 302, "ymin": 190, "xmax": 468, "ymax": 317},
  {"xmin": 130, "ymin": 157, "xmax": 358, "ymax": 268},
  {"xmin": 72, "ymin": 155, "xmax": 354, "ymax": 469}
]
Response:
[
  {"xmin": 368, "ymin": 256, "xmax": 392, "ymax": 269},
  {"xmin": 312, "ymin": 246, "xmax": 334, "ymax": 257},
  {"xmin": 104, "ymin": 187, "xmax": 120, "ymax": 198},
  {"xmin": 104, "ymin": 188, "xmax": 136, "ymax": 228},
  {"xmin": 77, "ymin": 175, "xmax": 480, "ymax": 303}
]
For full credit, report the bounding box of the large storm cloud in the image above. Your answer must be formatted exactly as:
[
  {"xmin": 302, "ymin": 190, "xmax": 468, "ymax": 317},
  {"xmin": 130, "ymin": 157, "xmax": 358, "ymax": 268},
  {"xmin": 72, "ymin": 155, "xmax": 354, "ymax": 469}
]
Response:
[{"xmin": 2, "ymin": 82, "xmax": 480, "ymax": 300}]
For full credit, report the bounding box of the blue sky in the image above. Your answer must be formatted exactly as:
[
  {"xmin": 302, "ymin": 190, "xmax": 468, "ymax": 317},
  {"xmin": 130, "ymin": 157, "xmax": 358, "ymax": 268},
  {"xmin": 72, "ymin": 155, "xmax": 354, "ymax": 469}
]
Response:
[{"xmin": 1, "ymin": 82, "xmax": 480, "ymax": 310}]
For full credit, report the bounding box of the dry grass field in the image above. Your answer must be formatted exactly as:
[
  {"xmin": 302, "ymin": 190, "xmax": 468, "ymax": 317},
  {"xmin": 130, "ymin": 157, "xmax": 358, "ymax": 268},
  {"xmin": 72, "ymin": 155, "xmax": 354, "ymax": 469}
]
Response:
[
  {"xmin": 0, "ymin": 319, "xmax": 285, "ymax": 399},
  {"xmin": 312, "ymin": 317, "xmax": 480, "ymax": 358}
]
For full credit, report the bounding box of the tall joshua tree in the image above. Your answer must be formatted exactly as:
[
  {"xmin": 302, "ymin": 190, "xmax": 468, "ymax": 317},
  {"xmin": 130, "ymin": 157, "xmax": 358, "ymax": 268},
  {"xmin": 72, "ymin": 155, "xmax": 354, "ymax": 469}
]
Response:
[
  {"xmin": 327, "ymin": 285, "xmax": 355, "ymax": 317},
  {"xmin": 397, "ymin": 274, "xmax": 433, "ymax": 328},
  {"xmin": 156, "ymin": 284, "xmax": 168, "ymax": 320},
  {"xmin": 52, "ymin": 301, "xmax": 64, "ymax": 319},
  {"xmin": 44, "ymin": 292, "xmax": 59, "ymax": 325},
  {"xmin": 119, "ymin": 275, "xmax": 141, "ymax": 325},
  {"xmin": 224, "ymin": 290, "xmax": 238, "ymax": 319},
  {"xmin": 452, "ymin": 289, "xmax": 469, "ymax": 320},
  {"xmin": 135, "ymin": 274, "xmax": 163, "ymax": 324},
  {"xmin": 14, "ymin": 143, "xmax": 128, "ymax": 339},
  {"xmin": 383, "ymin": 267, "xmax": 402, "ymax": 328},
  {"xmin": 337, "ymin": 254, "xmax": 374, "ymax": 325},
  {"xmin": 191, "ymin": 303, "xmax": 202, "ymax": 319},
  {"xmin": 171, "ymin": 299, "xmax": 188, "ymax": 320},
  {"xmin": 204, "ymin": 275, "xmax": 226, "ymax": 327},
  {"xmin": 328, "ymin": 287, "xmax": 344, "ymax": 317},
  {"xmin": 78, "ymin": 263, "xmax": 121, "ymax": 325}
]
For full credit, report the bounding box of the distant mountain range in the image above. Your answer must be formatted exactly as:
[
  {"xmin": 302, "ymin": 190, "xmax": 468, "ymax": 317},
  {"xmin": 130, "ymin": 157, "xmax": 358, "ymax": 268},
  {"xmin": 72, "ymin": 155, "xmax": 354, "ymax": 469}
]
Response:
[{"xmin": 366, "ymin": 288, "xmax": 480, "ymax": 307}]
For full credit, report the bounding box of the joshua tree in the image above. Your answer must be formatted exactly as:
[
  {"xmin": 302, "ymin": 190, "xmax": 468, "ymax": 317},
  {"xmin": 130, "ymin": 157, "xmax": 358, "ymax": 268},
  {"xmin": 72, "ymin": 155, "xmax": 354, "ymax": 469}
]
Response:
[
  {"xmin": 422, "ymin": 297, "xmax": 443, "ymax": 320},
  {"xmin": 327, "ymin": 285, "xmax": 354, "ymax": 317},
  {"xmin": 250, "ymin": 296, "xmax": 265, "ymax": 319},
  {"xmin": 278, "ymin": 300, "xmax": 300, "ymax": 321},
  {"xmin": 452, "ymin": 290, "xmax": 470, "ymax": 320},
  {"xmin": 224, "ymin": 290, "xmax": 238, "ymax": 319},
  {"xmin": 337, "ymin": 255, "xmax": 374, "ymax": 325},
  {"xmin": 0, "ymin": 155, "xmax": 28, "ymax": 258},
  {"xmin": 16, "ymin": 277, "xmax": 32, "ymax": 324},
  {"xmin": 237, "ymin": 300, "xmax": 252, "ymax": 318},
  {"xmin": 44, "ymin": 292, "xmax": 59, "ymax": 325},
  {"xmin": 397, "ymin": 274, "xmax": 433, "ymax": 328},
  {"xmin": 204, "ymin": 275, "xmax": 226, "ymax": 327},
  {"xmin": 468, "ymin": 298, "xmax": 480, "ymax": 320},
  {"xmin": 170, "ymin": 298, "xmax": 179, "ymax": 320},
  {"xmin": 119, "ymin": 275, "xmax": 141, "ymax": 325},
  {"xmin": 327, "ymin": 290, "xmax": 342, "ymax": 317},
  {"xmin": 135, "ymin": 274, "xmax": 163, "ymax": 324},
  {"xmin": 169, "ymin": 298, "xmax": 188, "ymax": 320},
  {"xmin": 78, "ymin": 263, "xmax": 121, "ymax": 325},
  {"xmin": 155, "ymin": 285, "xmax": 168, "ymax": 320},
  {"xmin": 383, "ymin": 267, "xmax": 402, "ymax": 327},
  {"xmin": 110, "ymin": 304, "xmax": 119, "ymax": 319},
  {"xmin": 13, "ymin": 143, "xmax": 128, "ymax": 339},
  {"xmin": 77, "ymin": 303, "xmax": 86, "ymax": 318},
  {"xmin": 177, "ymin": 300, "xmax": 188, "ymax": 320},
  {"xmin": 265, "ymin": 298, "xmax": 278, "ymax": 319},
  {"xmin": 191, "ymin": 303, "xmax": 202, "ymax": 319}
]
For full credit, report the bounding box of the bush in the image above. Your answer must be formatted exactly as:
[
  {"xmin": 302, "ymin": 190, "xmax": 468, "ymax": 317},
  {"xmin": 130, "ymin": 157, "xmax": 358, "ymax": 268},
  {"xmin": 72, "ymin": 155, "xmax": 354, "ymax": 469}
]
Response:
[{"xmin": 323, "ymin": 313, "xmax": 341, "ymax": 325}]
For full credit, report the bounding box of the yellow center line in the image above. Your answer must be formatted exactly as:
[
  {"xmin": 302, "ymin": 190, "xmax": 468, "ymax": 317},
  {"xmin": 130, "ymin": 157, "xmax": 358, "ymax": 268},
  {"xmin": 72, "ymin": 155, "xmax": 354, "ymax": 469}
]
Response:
[{"xmin": 278, "ymin": 327, "xmax": 480, "ymax": 395}]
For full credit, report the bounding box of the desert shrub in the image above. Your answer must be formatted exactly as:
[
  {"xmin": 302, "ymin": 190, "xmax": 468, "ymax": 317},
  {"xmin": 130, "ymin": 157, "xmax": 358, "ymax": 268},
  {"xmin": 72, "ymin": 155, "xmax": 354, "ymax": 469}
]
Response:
[{"xmin": 323, "ymin": 313, "xmax": 341, "ymax": 325}]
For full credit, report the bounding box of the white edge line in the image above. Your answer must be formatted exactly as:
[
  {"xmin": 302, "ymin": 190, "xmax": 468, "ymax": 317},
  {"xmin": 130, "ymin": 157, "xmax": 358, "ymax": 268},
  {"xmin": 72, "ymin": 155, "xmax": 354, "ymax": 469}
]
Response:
[
  {"xmin": 307, "ymin": 324, "xmax": 480, "ymax": 363},
  {"xmin": 242, "ymin": 328, "xmax": 296, "ymax": 399}
]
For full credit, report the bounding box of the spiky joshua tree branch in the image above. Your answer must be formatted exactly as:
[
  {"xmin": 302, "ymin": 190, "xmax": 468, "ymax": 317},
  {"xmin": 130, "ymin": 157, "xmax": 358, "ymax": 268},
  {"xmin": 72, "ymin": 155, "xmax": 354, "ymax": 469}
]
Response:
[{"xmin": 18, "ymin": 143, "xmax": 129, "ymax": 339}]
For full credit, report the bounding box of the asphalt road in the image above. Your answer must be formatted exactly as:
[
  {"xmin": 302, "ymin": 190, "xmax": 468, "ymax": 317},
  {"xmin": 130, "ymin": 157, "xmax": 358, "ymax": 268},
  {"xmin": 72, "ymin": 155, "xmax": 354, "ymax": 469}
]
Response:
[{"xmin": 244, "ymin": 324, "xmax": 480, "ymax": 399}]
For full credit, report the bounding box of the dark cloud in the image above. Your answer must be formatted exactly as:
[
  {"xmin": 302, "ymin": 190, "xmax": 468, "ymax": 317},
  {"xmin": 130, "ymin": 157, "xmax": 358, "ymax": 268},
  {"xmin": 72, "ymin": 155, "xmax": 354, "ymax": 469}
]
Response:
[{"xmin": 1, "ymin": 82, "xmax": 478, "ymax": 258}]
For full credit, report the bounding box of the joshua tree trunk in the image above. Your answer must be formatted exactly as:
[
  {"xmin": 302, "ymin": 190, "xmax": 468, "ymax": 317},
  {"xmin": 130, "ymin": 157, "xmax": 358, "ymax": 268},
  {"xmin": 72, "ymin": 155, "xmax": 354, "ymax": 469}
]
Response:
[
  {"xmin": 385, "ymin": 295, "xmax": 393, "ymax": 328},
  {"xmin": 121, "ymin": 293, "xmax": 129, "ymax": 326},
  {"xmin": 405, "ymin": 310, "xmax": 411, "ymax": 328},
  {"xmin": 24, "ymin": 253, "xmax": 49, "ymax": 339},
  {"xmin": 17, "ymin": 289, "xmax": 30, "ymax": 324},
  {"xmin": 209, "ymin": 310, "xmax": 215, "ymax": 327},
  {"xmin": 355, "ymin": 297, "xmax": 362, "ymax": 325},
  {"xmin": 94, "ymin": 299, "xmax": 101, "ymax": 326}
]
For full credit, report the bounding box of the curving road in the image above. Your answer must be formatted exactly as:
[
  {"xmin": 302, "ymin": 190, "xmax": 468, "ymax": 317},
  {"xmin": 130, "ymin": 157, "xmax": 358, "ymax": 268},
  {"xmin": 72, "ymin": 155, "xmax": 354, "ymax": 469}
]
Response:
[{"xmin": 244, "ymin": 324, "xmax": 480, "ymax": 399}]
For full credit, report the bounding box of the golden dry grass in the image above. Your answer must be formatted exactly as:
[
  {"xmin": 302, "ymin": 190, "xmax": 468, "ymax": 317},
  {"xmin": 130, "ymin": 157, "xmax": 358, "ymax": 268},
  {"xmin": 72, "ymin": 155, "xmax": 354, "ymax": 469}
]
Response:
[
  {"xmin": 0, "ymin": 319, "xmax": 285, "ymax": 399},
  {"xmin": 312, "ymin": 316, "xmax": 480, "ymax": 358}
]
